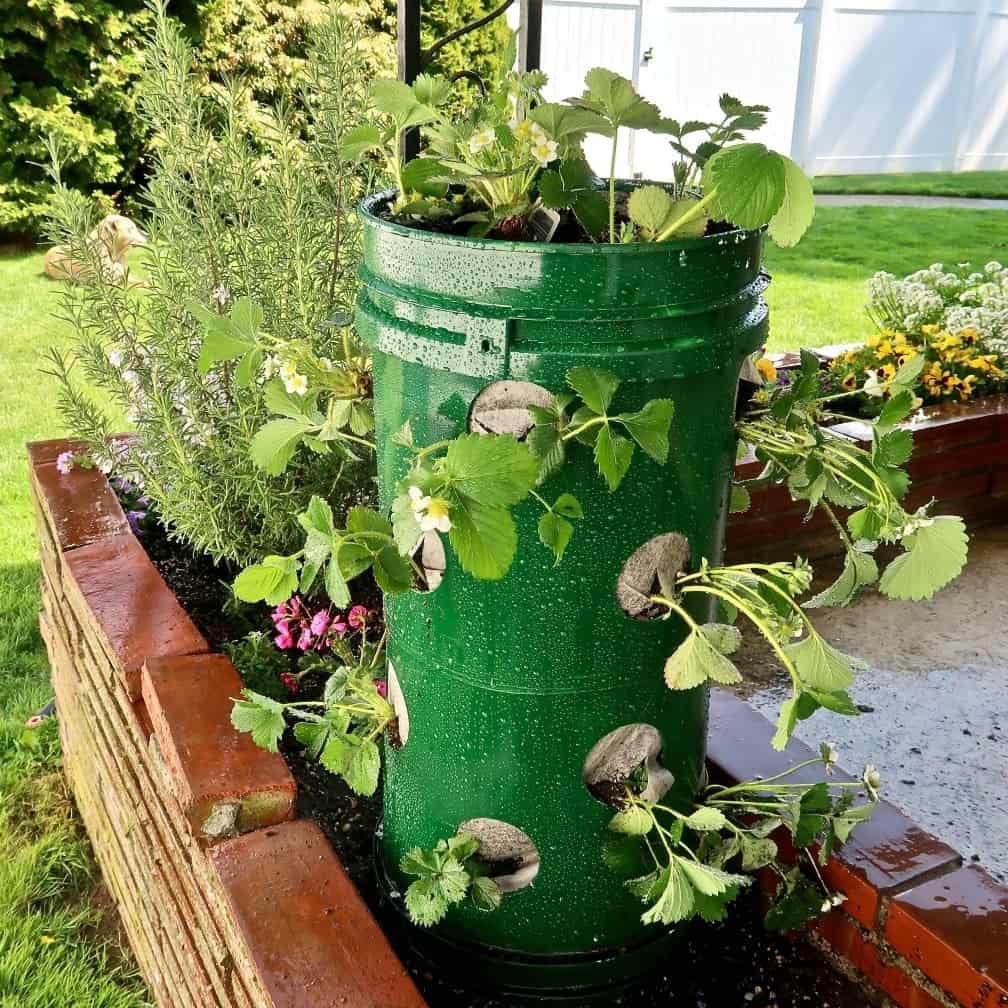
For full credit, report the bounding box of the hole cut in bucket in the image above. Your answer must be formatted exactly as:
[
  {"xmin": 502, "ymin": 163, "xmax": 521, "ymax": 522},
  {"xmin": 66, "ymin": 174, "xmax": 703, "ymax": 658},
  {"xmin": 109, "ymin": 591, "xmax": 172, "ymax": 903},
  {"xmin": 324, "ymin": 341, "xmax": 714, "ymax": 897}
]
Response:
[
  {"xmin": 468, "ymin": 381, "xmax": 554, "ymax": 440},
  {"xmin": 385, "ymin": 661, "xmax": 409, "ymax": 748},
  {"xmin": 582, "ymin": 724, "xmax": 675, "ymax": 809},
  {"xmin": 456, "ymin": 818, "xmax": 540, "ymax": 893},
  {"xmin": 616, "ymin": 532, "xmax": 691, "ymax": 621},
  {"xmin": 413, "ymin": 531, "xmax": 446, "ymax": 593}
]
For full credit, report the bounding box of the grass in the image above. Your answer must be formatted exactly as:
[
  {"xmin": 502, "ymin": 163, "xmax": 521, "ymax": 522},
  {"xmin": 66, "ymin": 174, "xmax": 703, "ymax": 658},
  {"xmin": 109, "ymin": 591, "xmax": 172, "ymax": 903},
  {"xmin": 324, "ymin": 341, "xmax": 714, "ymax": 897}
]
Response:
[
  {"xmin": 0, "ymin": 201, "xmax": 1004, "ymax": 998},
  {"xmin": 764, "ymin": 206, "xmax": 1008, "ymax": 351},
  {"xmin": 0, "ymin": 245, "xmax": 150, "ymax": 1007},
  {"xmin": 812, "ymin": 170, "xmax": 1008, "ymax": 200}
]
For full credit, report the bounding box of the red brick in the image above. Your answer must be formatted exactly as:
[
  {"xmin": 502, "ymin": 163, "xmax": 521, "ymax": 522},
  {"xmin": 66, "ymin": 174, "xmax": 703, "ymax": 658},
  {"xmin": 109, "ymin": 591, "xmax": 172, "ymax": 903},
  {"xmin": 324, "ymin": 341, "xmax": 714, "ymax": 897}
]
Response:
[
  {"xmin": 886, "ymin": 865, "xmax": 1008, "ymax": 1008},
  {"xmin": 707, "ymin": 689, "xmax": 960, "ymax": 928},
  {"xmin": 812, "ymin": 912, "xmax": 944, "ymax": 1008},
  {"xmin": 210, "ymin": 820, "xmax": 427, "ymax": 1008},
  {"xmin": 62, "ymin": 532, "xmax": 209, "ymax": 699},
  {"xmin": 30, "ymin": 458, "xmax": 129, "ymax": 552},
  {"xmin": 142, "ymin": 654, "xmax": 296, "ymax": 839}
]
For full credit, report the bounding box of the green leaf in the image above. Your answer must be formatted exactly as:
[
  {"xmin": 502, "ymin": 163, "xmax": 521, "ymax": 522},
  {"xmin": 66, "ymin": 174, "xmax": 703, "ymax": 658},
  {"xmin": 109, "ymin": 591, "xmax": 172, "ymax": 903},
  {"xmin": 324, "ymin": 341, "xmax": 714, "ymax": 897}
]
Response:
[
  {"xmin": 412, "ymin": 73, "xmax": 452, "ymax": 107},
  {"xmin": 699, "ymin": 623, "xmax": 742, "ymax": 655},
  {"xmin": 441, "ymin": 433, "xmax": 539, "ymax": 507},
  {"xmin": 235, "ymin": 348, "xmax": 263, "ymax": 388},
  {"xmin": 403, "ymin": 876, "xmax": 449, "ymax": 928},
  {"xmin": 875, "ymin": 429, "xmax": 913, "ymax": 468},
  {"xmin": 603, "ymin": 835, "xmax": 649, "ymax": 876},
  {"xmin": 771, "ymin": 690, "xmax": 821, "ymax": 750},
  {"xmin": 618, "ymin": 399, "xmax": 675, "ymax": 463},
  {"xmin": 729, "ymin": 484, "xmax": 751, "ymax": 514},
  {"xmin": 806, "ymin": 688, "xmax": 860, "ymax": 717},
  {"xmin": 804, "ymin": 549, "xmax": 878, "ymax": 608},
  {"xmin": 231, "ymin": 690, "xmax": 286, "ymax": 752},
  {"xmin": 301, "ymin": 495, "xmax": 336, "ymax": 536},
  {"xmin": 579, "ymin": 68, "xmax": 666, "ymax": 131},
  {"xmin": 785, "ymin": 632, "xmax": 858, "ymax": 692},
  {"xmin": 553, "ymin": 493, "xmax": 584, "ymax": 519},
  {"xmin": 766, "ymin": 154, "xmax": 815, "ymax": 247},
  {"xmin": 567, "ymin": 366, "xmax": 619, "ymax": 413},
  {"xmin": 318, "ymin": 733, "xmax": 353, "ymax": 778},
  {"xmin": 638, "ymin": 861, "xmax": 695, "ymax": 925},
  {"xmin": 679, "ymin": 860, "xmax": 750, "ymax": 898},
  {"xmin": 251, "ymin": 418, "xmax": 314, "ymax": 475},
  {"xmin": 848, "ymin": 507, "xmax": 884, "ymax": 542},
  {"xmin": 448, "ymin": 500, "xmax": 518, "ymax": 580},
  {"xmin": 264, "ymin": 381, "xmax": 314, "ymax": 421},
  {"xmin": 703, "ymin": 143, "xmax": 786, "ymax": 230},
  {"xmin": 233, "ymin": 556, "xmax": 299, "ymax": 605},
  {"xmin": 876, "ymin": 389, "xmax": 916, "ymax": 433},
  {"xmin": 627, "ymin": 185, "xmax": 674, "ymax": 234},
  {"xmin": 346, "ymin": 507, "xmax": 393, "ymax": 538},
  {"xmin": 538, "ymin": 511, "xmax": 574, "ymax": 566},
  {"xmin": 764, "ymin": 868, "xmax": 825, "ymax": 931},
  {"xmin": 740, "ymin": 835, "xmax": 777, "ymax": 870},
  {"xmin": 683, "ymin": 807, "xmax": 730, "ymax": 832},
  {"xmin": 391, "ymin": 493, "xmax": 423, "ymax": 557},
  {"xmin": 879, "ymin": 516, "xmax": 968, "ymax": 601},
  {"xmin": 339, "ymin": 123, "xmax": 382, "ymax": 162},
  {"xmin": 343, "ymin": 738, "xmax": 381, "ymax": 796},
  {"xmin": 529, "ymin": 104, "xmax": 609, "ymax": 144},
  {"xmin": 594, "ymin": 425, "xmax": 635, "ymax": 491},
  {"xmin": 373, "ymin": 544, "xmax": 413, "ymax": 595},
  {"xmin": 664, "ymin": 628, "xmax": 742, "ymax": 690},
  {"xmin": 400, "ymin": 157, "xmax": 450, "ymax": 197},
  {"xmin": 371, "ymin": 78, "xmax": 440, "ymax": 131},
  {"xmin": 324, "ymin": 555, "xmax": 351, "ymax": 608},
  {"xmin": 609, "ymin": 806, "xmax": 654, "ymax": 836},
  {"xmin": 470, "ymin": 876, "xmax": 502, "ymax": 913}
]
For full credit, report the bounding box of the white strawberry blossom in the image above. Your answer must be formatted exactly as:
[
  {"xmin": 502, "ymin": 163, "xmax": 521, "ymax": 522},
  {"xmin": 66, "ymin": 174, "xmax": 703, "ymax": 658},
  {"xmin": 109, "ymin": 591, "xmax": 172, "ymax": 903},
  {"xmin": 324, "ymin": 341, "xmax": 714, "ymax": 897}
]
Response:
[
  {"xmin": 408, "ymin": 484, "xmax": 452, "ymax": 533},
  {"xmin": 468, "ymin": 127, "xmax": 496, "ymax": 155},
  {"xmin": 530, "ymin": 136, "xmax": 559, "ymax": 168}
]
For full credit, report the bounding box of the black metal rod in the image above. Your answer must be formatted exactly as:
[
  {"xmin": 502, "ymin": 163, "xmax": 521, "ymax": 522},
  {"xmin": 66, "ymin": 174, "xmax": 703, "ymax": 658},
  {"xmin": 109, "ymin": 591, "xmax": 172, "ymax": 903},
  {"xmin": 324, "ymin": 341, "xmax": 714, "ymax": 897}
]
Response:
[
  {"xmin": 422, "ymin": 0, "xmax": 515, "ymax": 68},
  {"xmin": 517, "ymin": 0, "xmax": 543, "ymax": 72}
]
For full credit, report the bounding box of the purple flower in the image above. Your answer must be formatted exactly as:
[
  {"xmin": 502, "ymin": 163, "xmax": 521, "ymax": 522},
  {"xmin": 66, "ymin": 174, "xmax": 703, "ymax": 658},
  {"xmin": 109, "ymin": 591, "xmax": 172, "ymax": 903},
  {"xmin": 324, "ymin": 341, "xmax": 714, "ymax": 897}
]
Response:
[
  {"xmin": 126, "ymin": 509, "xmax": 147, "ymax": 537},
  {"xmin": 113, "ymin": 477, "xmax": 134, "ymax": 494},
  {"xmin": 56, "ymin": 451, "xmax": 74, "ymax": 475},
  {"xmin": 309, "ymin": 611, "xmax": 331, "ymax": 637},
  {"xmin": 375, "ymin": 679, "xmax": 388, "ymax": 699}
]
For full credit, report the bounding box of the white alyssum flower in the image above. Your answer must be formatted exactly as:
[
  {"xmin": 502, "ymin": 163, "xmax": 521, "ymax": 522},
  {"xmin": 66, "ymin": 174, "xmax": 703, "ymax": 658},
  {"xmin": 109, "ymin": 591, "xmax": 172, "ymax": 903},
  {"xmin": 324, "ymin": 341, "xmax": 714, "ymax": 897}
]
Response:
[
  {"xmin": 108, "ymin": 348, "xmax": 125, "ymax": 369},
  {"xmin": 261, "ymin": 354, "xmax": 281, "ymax": 381},
  {"xmin": 408, "ymin": 484, "xmax": 452, "ymax": 533},
  {"xmin": 212, "ymin": 283, "xmax": 231, "ymax": 308},
  {"xmin": 468, "ymin": 127, "xmax": 496, "ymax": 155},
  {"xmin": 530, "ymin": 136, "xmax": 559, "ymax": 168}
]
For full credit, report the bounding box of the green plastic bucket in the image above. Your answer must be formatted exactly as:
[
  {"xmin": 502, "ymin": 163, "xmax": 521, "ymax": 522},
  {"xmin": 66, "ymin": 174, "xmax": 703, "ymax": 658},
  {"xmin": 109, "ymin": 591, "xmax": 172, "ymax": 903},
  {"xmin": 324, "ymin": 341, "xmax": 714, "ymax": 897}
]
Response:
[{"xmin": 355, "ymin": 190, "xmax": 768, "ymax": 994}]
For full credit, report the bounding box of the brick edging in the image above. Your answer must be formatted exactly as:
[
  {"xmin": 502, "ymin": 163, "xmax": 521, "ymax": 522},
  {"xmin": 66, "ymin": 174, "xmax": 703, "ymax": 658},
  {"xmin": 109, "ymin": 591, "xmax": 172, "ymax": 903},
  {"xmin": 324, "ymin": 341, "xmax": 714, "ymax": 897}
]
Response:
[
  {"xmin": 27, "ymin": 436, "xmax": 1008, "ymax": 1008},
  {"xmin": 28, "ymin": 438, "xmax": 426, "ymax": 1008},
  {"xmin": 727, "ymin": 393, "xmax": 1008, "ymax": 563}
]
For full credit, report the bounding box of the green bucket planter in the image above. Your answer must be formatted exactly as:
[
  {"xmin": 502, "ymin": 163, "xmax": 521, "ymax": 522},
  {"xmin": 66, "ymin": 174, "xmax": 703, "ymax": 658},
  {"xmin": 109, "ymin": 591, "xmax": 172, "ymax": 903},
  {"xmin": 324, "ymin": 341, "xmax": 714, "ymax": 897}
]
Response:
[{"xmin": 355, "ymin": 190, "xmax": 768, "ymax": 994}]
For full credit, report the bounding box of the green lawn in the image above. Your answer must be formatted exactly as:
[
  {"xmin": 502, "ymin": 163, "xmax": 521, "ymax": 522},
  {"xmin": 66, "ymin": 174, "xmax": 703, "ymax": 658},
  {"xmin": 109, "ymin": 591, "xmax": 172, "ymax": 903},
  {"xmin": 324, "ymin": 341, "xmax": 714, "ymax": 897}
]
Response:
[
  {"xmin": 0, "ymin": 245, "xmax": 150, "ymax": 1007},
  {"xmin": 764, "ymin": 206, "xmax": 1008, "ymax": 351},
  {"xmin": 812, "ymin": 170, "xmax": 1008, "ymax": 200}
]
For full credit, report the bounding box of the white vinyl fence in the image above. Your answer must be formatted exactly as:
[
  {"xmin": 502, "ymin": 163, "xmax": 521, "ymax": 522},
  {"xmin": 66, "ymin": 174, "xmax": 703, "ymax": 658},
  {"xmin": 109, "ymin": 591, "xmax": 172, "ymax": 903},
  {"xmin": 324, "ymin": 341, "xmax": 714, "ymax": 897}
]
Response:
[{"xmin": 519, "ymin": 0, "xmax": 1008, "ymax": 178}]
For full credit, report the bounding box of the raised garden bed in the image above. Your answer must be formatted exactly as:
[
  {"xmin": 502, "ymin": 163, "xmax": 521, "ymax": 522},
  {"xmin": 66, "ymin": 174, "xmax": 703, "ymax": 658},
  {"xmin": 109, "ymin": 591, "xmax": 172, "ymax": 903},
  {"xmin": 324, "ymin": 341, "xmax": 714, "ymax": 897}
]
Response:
[
  {"xmin": 727, "ymin": 394, "xmax": 1008, "ymax": 564},
  {"xmin": 27, "ymin": 436, "xmax": 1008, "ymax": 1008}
]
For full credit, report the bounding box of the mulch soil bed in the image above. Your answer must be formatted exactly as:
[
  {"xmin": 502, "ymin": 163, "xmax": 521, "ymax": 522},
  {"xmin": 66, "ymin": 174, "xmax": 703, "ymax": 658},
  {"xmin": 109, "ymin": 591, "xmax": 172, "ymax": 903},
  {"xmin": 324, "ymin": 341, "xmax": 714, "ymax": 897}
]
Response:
[{"xmin": 140, "ymin": 519, "xmax": 872, "ymax": 1008}]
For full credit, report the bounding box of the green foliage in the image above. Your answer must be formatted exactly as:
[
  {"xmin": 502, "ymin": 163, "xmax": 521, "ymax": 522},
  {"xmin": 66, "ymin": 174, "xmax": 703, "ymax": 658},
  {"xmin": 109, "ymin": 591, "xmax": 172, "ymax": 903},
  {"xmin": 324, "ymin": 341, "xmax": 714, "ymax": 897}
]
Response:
[
  {"xmin": 45, "ymin": 4, "xmax": 379, "ymax": 564},
  {"xmin": 606, "ymin": 745, "xmax": 876, "ymax": 932},
  {"xmin": 223, "ymin": 631, "xmax": 292, "ymax": 701},
  {"xmin": 0, "ymin": 0, "xmax": 151, "ymax": 237},
  {"xmin": 400, "ymin": 834, "xmax": 501, "ymax": 927},
  {"xmin": 232, "ymin": 642, "xmax": 394, "ymax": 796}
]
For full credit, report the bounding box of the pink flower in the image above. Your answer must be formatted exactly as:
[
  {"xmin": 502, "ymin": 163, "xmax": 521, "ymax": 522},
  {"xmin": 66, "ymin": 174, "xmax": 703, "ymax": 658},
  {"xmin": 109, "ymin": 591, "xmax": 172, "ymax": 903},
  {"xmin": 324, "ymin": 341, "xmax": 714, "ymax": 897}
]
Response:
[
  {"xmin": 330, "ymin": 619, "xmax": 348, "ymax": 638},
  {"xmin": 274, "ymin": 619, "xmax": 292, "ymax": 637},
  {"xmin": 280, "ymin": 672, "xmax": 299, "ymax": 695},
  {"xmin": 271, "ymin": 604, "xmax": 288, "ymax": 623},
  {"xmin": 348, "ymin": 605, "xmax": 370, "ymax": 630},
  {"xmin": 56, "ymin": 451, "xmax": 74, "ymax": 475},
  {"xmin": 274, "ymin": 630, "xmax": 294, "ymax": 650},
  {"xmin": 375, "ymin": 679, "xmax": 388, "ymax": 699},
  {"xmin": 310, "ymin": 611, "xmax": 331, "ymax": 637},
  {"xmin": 296, "ymin": 628, "xmax": 314, "ymax": 651}
]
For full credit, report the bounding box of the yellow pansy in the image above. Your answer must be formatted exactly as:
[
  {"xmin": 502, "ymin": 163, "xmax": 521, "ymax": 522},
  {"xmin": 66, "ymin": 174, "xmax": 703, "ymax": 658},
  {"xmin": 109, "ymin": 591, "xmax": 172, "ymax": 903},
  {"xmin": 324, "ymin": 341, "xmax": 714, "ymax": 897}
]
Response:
[
  {"xmin": 865, "ymin": 333, "xmax": 882, "ymax": 349},
  {"xmin": 841, "ymin": 372, "xmax": 858, "ymax": 391},
  {"xmin": 921, "ymin": 324, "xmax": 941, "ymax": 336},
  {"xmin": 755, "ymin": 357, "xmax": 777, "ymax": 383}
]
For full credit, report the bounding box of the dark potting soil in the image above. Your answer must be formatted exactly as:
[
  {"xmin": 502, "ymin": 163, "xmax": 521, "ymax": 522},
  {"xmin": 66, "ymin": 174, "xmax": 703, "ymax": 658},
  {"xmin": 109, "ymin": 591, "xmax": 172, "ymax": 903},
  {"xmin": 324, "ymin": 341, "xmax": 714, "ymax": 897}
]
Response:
[{"xmin": 141, "ymin": 522, "xmax": 873, "ymax": 1008}]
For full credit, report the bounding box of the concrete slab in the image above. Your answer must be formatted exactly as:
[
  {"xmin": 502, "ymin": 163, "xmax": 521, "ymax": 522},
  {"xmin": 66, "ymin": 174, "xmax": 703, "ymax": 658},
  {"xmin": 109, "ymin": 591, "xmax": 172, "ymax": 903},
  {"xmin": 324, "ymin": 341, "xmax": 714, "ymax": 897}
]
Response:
[
  {"xmin": 734, "ymin": 527, "xmax": 1008, "ymax": 883},
  {"xmin": 816, "ymin": 194, "xmax": 1008, "ymax": 210}
]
